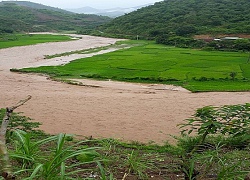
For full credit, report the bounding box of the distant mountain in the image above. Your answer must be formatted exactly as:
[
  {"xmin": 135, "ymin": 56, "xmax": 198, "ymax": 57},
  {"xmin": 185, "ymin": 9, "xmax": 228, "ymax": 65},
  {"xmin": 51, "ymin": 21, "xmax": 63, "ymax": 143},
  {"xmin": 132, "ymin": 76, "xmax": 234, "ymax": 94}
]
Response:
[
  {"xmin": 99, "ymin": 0, "xmax": 250, "ymax": 38},
  {"xmin": 67, "ymin": 4, "xmax": 153, "ymax": 18},
  {"xmin": 67, "ymin": 6, "xmax": 99, "ymax": 14},
  {"xmin": 0, "ymin": 1, "xmax": 111, "ymax": 33}
]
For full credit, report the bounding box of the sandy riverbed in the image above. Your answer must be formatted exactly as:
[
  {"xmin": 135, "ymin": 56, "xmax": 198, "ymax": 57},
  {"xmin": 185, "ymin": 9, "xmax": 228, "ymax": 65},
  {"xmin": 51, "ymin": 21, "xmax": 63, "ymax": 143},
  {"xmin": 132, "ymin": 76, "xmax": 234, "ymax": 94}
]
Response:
[{"xmin": 0, "ymin": 34, "xmax": 250, "ymax": 144}]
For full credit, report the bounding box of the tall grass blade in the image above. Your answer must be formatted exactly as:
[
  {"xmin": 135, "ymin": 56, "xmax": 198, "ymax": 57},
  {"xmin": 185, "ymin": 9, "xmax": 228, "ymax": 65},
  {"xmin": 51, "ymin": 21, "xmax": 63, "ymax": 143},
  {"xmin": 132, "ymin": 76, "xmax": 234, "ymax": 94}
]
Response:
[
  {"xmin": 60, "ymin": 162, "xmax": 66, "ymax": 180},
  {"xmin": 23, "ymin": 163, "xmax": 43, "ymax": 180}
]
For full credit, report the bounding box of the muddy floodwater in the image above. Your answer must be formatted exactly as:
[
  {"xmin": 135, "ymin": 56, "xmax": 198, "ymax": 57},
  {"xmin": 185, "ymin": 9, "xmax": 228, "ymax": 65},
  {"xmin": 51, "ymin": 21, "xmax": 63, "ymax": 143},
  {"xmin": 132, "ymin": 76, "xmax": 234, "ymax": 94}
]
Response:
[{"xmin": 1, "ymin": 34, "xmax": 250, "ymax": 144}]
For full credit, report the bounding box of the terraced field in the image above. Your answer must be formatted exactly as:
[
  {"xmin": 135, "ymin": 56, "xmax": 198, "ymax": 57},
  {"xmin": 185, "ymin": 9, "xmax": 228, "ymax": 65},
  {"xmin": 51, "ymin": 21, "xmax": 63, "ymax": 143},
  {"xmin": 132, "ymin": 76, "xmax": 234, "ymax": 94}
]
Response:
[{"xmin": 18, "ymin": 41, "xmax": 250, "ymax": 92}]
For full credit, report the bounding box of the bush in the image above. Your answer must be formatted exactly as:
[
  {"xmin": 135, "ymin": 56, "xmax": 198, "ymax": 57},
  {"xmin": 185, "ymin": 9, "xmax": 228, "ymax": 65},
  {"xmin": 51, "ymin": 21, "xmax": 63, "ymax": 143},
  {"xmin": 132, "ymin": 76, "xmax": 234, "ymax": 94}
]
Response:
[{"xmin": 179, "ymin": 103, "xmax": 250, "ymax": 144}]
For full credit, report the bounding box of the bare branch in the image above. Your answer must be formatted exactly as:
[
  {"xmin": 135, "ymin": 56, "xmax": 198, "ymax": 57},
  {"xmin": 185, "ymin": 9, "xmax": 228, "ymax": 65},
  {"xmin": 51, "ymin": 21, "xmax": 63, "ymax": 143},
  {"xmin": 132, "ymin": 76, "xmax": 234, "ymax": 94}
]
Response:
[
  {"xmin": 9, "ymin": 95, "xmax": 32, "ymax": 112},
  {"xmin": 0, "ymin": 95, "xmax": 32, "ymax": 180}
]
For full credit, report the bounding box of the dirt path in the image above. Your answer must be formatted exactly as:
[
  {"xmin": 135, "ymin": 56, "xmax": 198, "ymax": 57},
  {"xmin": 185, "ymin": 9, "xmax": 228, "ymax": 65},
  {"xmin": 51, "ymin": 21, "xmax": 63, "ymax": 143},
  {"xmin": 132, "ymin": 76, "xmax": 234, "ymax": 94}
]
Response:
[{"xmin": 0, "ymin": 35, "xmax": 250, "ymax": 144}]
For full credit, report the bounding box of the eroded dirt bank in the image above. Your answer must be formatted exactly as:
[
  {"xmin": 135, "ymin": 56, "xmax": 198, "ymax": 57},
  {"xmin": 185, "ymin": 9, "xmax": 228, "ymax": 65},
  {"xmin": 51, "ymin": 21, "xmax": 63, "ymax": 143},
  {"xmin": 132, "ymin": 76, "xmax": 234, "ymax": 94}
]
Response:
[{"xmin": 1, "ymin": 35, "xmax": 250, "ymax": 144}]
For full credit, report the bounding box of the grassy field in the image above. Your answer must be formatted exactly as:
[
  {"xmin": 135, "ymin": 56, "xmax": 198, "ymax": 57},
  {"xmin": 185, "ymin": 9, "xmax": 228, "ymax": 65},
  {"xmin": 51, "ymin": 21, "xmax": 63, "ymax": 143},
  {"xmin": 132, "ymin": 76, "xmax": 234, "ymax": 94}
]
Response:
[
  {"xmin": 0, "ymin": 33, "xmax": 73, "ymax": 49},
  {"xmin": 16, "ymin": 40, "xmax": 250, "ymax": 92}
]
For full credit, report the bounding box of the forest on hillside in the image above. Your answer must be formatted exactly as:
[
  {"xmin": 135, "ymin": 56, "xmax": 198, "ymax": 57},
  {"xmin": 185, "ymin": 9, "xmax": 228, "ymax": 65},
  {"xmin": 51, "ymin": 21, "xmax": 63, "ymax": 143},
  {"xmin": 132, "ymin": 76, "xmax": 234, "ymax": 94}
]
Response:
[
  {"xmin": 97, "ymin": 0, "xmax": 250, "ymax": 51},
  {"xmin": 0, "ymin": 2, "xmax": 111, "ymax": 33},
  {"xmin": 99, "ymin": 0, "xmax": 250, "ymax": 38}
]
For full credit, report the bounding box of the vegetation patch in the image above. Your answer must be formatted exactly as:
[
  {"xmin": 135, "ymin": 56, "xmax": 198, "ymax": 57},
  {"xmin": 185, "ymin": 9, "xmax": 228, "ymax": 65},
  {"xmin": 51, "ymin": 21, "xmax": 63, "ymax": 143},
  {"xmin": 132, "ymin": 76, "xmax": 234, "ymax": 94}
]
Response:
[
  {"xmin": 44, "ymin": 42, "xmax": 132, "ymax": 59},
  {"xmin": 15, "ymin": 40, "xmax": 250, "ymax": 92},
  {"xmin": 0, "ymin": 34, "xmax": 73, "ymax": 49}
]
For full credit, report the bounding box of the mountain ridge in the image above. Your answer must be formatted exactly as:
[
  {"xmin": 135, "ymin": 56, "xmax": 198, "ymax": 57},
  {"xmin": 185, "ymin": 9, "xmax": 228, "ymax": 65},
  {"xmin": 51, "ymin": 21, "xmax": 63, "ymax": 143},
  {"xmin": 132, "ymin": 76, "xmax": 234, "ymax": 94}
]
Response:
[
  {"xmin": 0, "ymin": 1, "xmax": 111, "ymax": 33},
  {"xmin": 67, "ymin": 4, "xmax": 153, "ymax": 18},
  {"xmin": 0, "ymin": 0, "xmax": 72, "ymax": 14}
]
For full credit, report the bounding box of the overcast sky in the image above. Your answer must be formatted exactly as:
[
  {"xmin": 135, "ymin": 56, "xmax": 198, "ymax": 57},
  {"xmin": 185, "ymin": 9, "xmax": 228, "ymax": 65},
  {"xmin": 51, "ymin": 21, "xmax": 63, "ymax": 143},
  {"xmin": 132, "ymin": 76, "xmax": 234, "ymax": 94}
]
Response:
[{"xmin": 5, "ymin": 0, "xmax": 163, "ymax": 9}]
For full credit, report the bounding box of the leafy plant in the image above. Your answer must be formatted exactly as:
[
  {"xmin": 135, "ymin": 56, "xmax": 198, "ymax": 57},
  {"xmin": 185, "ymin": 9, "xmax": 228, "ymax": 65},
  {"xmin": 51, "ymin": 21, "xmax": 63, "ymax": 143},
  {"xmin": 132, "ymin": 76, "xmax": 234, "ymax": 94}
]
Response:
[
  {"xmin": 178, "ymin": 103, "xmax": 250, "ymax": 180},
  {"xmin": 179, "ymin": 103, "xmax": 250, "ymax": 144},
  {"xmin": 10, "ymin": 129, "xmax": 58, "ymax": 169},
  {"xmin": 8, "ymin": 131, "xmax": 101, "ymax": 179},
  {"xmin": 27, "ymin": 134, "xmax": 100, "ymax": 179}
]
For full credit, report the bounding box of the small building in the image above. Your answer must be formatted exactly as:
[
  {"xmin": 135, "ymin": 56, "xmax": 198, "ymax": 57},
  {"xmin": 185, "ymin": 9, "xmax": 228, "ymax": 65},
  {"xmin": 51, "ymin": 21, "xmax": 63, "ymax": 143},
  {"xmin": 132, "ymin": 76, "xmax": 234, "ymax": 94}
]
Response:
[{"xmin": 221, "ymin": 37, "xmax": 242, "ymax": 40}]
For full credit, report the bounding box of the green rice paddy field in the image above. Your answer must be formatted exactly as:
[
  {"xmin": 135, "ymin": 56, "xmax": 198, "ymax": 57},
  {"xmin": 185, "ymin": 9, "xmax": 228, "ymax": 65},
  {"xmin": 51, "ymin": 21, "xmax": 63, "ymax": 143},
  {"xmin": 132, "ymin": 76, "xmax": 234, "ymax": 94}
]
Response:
[
  {"xmin": 0, "ymin": 34, "xmax": 72, "ymax": 49},
  {"xmin": 18, "ymin": 40, "xmax": 250, "ymax": 92}
]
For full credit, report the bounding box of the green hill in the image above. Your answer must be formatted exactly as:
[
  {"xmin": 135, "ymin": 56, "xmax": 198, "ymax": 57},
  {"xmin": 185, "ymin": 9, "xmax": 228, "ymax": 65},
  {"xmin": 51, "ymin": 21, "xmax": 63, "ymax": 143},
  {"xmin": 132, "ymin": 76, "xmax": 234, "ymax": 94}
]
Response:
[
  {"xmin": 0, "ymin": 1, "xmax": 72, "ymax": 14},
  {"xmin": 0, "ymin": 2, "xmax": 111, "ymax": 33},
  {"xmin": 99, "ymin": 0, "xmax": 250, "ymax": 38}
]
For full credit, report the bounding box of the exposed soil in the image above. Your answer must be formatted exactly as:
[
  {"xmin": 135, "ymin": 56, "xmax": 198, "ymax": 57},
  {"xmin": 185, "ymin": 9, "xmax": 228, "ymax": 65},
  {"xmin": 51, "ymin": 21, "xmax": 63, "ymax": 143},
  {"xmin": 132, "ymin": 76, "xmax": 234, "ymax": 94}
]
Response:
[{"xmin": 1, "ymin": 34, "xmax": 250, "ymax": 144}]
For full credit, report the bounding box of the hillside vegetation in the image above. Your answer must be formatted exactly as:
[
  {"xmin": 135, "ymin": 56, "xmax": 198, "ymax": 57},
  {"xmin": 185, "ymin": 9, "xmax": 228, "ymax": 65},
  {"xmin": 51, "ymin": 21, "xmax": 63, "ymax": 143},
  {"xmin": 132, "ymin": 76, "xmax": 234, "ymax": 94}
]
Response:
[
  {"xmin": 0, "ymin": 2, "xmax": 111, "ymax": 33},
  {"xmin": 99, "ymin": 0, "xmax": 250, "ymax": 38},
  {"xmin": 0, "ymin": 1, "xmax": 72, "ymax": 14}
]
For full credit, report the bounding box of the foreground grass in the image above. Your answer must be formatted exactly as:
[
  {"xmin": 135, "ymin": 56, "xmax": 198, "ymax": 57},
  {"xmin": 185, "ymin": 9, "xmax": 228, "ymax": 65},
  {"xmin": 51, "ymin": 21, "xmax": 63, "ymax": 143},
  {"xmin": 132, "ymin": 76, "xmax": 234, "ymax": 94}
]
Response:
[
  {"xmin": 1, "ymin": 108, "xmax": 250, "ymax": 179},
  {"xmin": 15, "ymin": 40, "xmax": 250, "ymax": 92},
  {"xmin": 0, "ymin": 33, "xmax": 73, "ymax": 49}
]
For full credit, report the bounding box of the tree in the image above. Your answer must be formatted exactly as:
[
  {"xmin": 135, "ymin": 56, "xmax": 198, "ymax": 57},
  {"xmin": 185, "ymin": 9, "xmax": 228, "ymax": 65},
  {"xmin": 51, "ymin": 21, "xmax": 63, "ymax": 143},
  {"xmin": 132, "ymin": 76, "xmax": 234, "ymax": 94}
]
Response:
[{"xmin": 175, "ymin": 25, "xmax": 197, "ymax": 36}]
